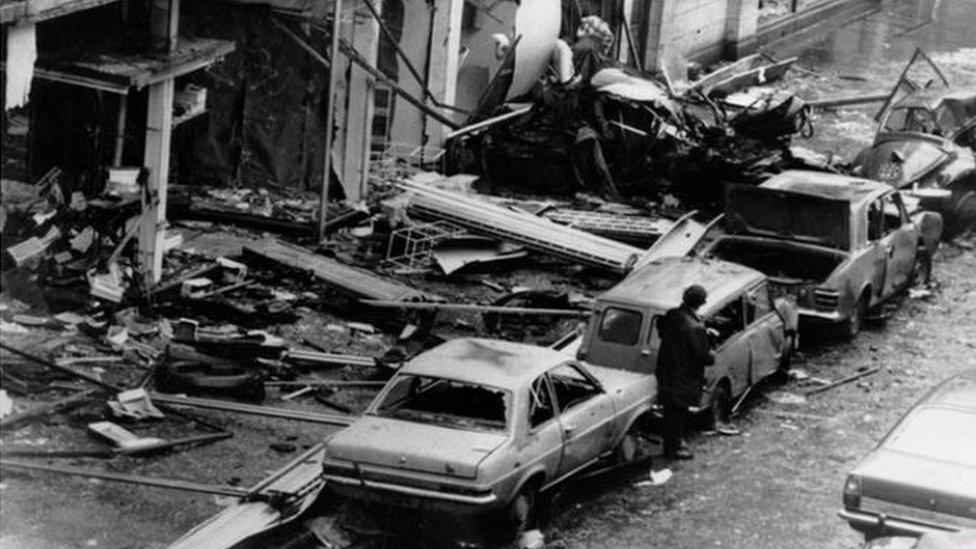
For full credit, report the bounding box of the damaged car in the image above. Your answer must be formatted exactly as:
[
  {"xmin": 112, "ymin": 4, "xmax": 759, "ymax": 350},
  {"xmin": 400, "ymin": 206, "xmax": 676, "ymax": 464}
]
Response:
[
  {"xmin": 851, "ymin": 91, "xmax": 976, "ymax": 235},
  {"xmin": 703, "ymin": 171, "xmax": 943, "ymax": 339},
  {"xmin": 321, "ymin": 338, "xmax": 655, "ymax": 536},
  {"xmin": 839, "ymin": 369, "xmax": 976, "ymax": 539},
  {"xmin": 577, "ymin": 256, "xmax": 798, "ymax": 427}
]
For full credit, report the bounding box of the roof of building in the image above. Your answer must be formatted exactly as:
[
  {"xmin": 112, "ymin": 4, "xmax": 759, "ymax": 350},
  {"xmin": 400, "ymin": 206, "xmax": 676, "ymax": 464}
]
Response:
[
  {"xmin": 760, "ymin": 170, "xmax": 888, "ymax": 206},
  {"xmin": 598, "ymin": 256, "xmax": 763, "ymax": 314},
  {"xmin": 402, "ymin": 338, "xmax": 569, "ymax": 389}
]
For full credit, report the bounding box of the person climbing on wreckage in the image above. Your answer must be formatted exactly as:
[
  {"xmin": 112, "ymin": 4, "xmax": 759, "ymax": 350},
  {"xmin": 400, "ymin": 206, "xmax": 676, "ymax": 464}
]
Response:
[{"xmin": 542, "ymin": 15, "xmax": 624, "ymax": 201}]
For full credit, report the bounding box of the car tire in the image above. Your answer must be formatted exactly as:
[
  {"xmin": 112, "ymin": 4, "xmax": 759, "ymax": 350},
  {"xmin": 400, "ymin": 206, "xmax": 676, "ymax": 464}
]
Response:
[
  {"xmin": 707, "ymin": 383, "xmax": 731, "ymax": 430},
  {"xmin": 842, "ymin": 293, "xmax": 869, "ymax": 341},
  {"xmin": 504, "ymin": 483, "xmax": 538, "ymax": 538}
]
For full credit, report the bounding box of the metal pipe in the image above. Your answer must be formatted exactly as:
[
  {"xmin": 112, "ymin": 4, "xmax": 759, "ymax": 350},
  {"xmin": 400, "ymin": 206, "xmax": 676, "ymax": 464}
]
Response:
[
  {"xmin": 0, "ymin": 459, "xmax": 254, "ymax": 498},
  {"xmin": 0, "ymin": 343, "xmax": 121, "ymax": 391},
  {"xmin": 360, "ymin": 300, "xmax": 591, "ymax": 317},
  {"xmin": 319, "ymin": 0, "xmax": 344, "ymax": 240},
  {"xmin": 150, "ymin": 393, "xmax": 355, "ymax": 426}
]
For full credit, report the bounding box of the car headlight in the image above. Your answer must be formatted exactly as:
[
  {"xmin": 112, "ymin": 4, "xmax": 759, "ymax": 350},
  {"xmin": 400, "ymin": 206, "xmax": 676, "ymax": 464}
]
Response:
[{"xmin": 842, "ymin": 474, "xmax": 861, "ymax": 509}]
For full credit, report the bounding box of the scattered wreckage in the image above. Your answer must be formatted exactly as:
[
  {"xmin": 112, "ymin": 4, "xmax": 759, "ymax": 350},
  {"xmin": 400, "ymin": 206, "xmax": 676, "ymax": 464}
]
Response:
[
  {"xmin": 852, "ymin": 91, "xmax": 976, "ymax": 235},
  {"xmin": 839, "ymin": 368, "xmax": 976, "ymax": 539},
  {"xmin": 578, "ymin": 256, "xmax": 798, "ymax": 428},
  {"xmin": 322, "ymin": 338, "xmax": 656, "ymax": 535},
  {"xmin": 703, "ymin": 171, "xmax": 943, "ymax": 339}
]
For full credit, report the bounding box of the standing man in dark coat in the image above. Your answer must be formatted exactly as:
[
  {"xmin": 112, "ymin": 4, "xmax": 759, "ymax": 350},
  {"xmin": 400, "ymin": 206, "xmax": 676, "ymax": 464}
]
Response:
[{"xmin": 656, "ymin": 284, "xmax": 715, "ymax": 460}]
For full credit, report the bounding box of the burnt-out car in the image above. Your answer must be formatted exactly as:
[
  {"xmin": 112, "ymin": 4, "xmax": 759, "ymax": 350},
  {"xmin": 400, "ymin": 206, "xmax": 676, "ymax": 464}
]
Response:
[
  {"xmin": 577, "ymin": 256, "xmax": 797, "ymax": 426},
  {"xmin": 839, "ymin": 369, "xmax": 976, "ymax": 539},
  {"xmin": 703, "ymin": 171, "xmax": 943, "ymax": 339},
  {"xmin": 852, "ymin": 91, "xmax": 976, "ymax": 234},
  {"xmin": 322, "ymin": 338, "xmax": 655, "ymax": 536}
]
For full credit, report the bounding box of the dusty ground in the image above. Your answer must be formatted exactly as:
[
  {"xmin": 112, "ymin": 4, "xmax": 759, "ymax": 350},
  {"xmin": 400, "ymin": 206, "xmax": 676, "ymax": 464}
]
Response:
[{"xmin": 2, "ymin": 0, "xmax": 975, "ymax": 548}]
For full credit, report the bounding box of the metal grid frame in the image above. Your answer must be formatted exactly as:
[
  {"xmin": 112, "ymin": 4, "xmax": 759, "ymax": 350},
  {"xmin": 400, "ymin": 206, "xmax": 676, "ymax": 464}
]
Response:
[{"xmin": 385, "ymin": 220, "xmax": 466, "ymax": 271}]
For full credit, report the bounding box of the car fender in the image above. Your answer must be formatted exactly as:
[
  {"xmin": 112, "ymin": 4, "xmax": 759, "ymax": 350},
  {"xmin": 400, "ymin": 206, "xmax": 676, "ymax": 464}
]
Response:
[{"xmin": 773, "ymin": 295, "xmax": 799, "ymax": 334}]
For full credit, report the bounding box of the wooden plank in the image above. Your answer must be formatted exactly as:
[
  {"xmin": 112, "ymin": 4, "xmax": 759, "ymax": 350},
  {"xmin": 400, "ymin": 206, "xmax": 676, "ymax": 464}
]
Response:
[
  {"xmin": 37, "ymin": 37, "xmax": 235, "ymax": 91},
  {"xmin": 243, "ymin": 238, "xmax": 437, "ymax": 302}
]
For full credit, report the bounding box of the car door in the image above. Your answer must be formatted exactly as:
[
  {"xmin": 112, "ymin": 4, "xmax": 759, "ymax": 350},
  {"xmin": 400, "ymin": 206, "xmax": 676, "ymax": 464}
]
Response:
[
  {"xmin": 704, "ymin": 296, "xmax": 750, "ymax": 399},
  {"xmin": 743, "ymin": 281, "xmax": 785, "ymax": 384},
  {"xmin": 879, "ymin": 193, "xmax": 917, "ymax": 295},
  {"xmin": 579, "ymin": 304, "xmax": 649, "ymax": 373},
  {"xmin": 520, "ymin": 375, "xmax": 565, "ymax": 480},
  {"xmin": 548, "ymin": 362, "xmax": 615, "ymax": 477}
]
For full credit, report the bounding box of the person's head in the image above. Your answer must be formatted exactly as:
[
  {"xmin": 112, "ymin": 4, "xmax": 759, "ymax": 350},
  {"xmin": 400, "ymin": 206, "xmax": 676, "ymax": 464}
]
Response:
[
  {"xmin": 682, "ymin": 284, "xmax": 708, "ymax": 311},
  {"xmin": 576, "ymin": 15, "xmax": 613, "ymax": 55}
]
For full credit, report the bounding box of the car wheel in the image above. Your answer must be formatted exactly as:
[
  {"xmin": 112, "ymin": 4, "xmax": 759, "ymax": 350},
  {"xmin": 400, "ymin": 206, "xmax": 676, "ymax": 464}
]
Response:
[
  {"xmin": 842, "ymin": 293, "xmax": 869, "ymax": 341},
  {"xmin": 504, "ymin": 483, "xmax": 538, "ymax": 538},
  {"xmin": 708, "ymin": 383, "xmax": 731, "ymax": 430}
]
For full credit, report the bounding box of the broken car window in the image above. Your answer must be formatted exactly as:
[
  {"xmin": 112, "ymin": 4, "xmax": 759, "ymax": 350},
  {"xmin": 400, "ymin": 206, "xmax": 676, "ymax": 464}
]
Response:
[
  {"xmin": 375, "ymin": 374, "xmax": 510, "ymax": 431},
  {"xmin": 598, "ymin": 307, "xmax": 643, "ymax": 345},
  {"xmin": 548, "ymin": 363, "xmax": 601, "ymax": 412},
  {"xmin": 529, "ymin": 376, "xmax": 555, "ymax": 427},
  {"xmin": 706, "ymin": 297, "xmax": 745, "ymax": 345}
]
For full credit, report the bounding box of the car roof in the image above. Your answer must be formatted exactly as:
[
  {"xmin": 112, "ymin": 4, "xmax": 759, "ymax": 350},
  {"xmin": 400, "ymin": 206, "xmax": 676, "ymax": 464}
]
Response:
[
  {"xmin": 401, "ymin": 338, "xmax": 569, "ymax": 389},
  {"xmin": 919, "ymin": 368, "xmax": 976, "ymax": 411},
  {"xmin": 598, "ymin": 256, "xmax": 764, "ymax": 314},
  {"xmin": 760, "ymin": 170, "xmax": 889, "ymax": 207}
]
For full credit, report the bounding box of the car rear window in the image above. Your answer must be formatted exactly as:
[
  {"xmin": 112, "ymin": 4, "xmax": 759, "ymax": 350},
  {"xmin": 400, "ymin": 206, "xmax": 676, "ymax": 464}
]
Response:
[
  {"xmin": 597, "ymin": 307, "xmax": 643, "ymax": 345},
  {"xmin": 885, "ymin": 407, "xmax": 976, "ymax": 466},
  {"xmin": 375, "ymin": 374, "xmax": 510, "ymax": 432}
]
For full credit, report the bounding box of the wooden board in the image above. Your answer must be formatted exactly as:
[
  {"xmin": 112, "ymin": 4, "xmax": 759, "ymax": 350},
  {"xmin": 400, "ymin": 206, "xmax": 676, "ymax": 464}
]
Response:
[
  {"xmin": 36, "ymin": 36, "xmax": 235, "ymax": 92},
  {"xmin": 243, "ymin": 238, "xmax": 437, "ymax": 302}
]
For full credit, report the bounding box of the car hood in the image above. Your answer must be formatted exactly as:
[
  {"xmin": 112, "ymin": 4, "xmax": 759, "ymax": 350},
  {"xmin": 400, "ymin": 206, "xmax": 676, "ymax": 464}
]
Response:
[
  {"xmin": 856, "ymin": 136, "xmax": 952, "ymax": 188},
  {"xmin": 853, "ymin": 448, "xmax": 976, "ymax": 524},
  {"xmin": 325, "ymin": 415, "xmax": 508, "ymax": 479}
]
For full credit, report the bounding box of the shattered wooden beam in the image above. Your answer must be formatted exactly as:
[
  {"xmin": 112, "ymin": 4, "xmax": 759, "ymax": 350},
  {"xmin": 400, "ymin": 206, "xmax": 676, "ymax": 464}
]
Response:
[
  {"xmin": 542, "ymin": 209, "xmax": 670, "ymax": 243},
  {"xmin": 402, "ymin": 183, "xmax": 644, "ymax": 273},
  {"xmin": 243, "ymin": 238, "xmax": 438, "ymax": 302}
]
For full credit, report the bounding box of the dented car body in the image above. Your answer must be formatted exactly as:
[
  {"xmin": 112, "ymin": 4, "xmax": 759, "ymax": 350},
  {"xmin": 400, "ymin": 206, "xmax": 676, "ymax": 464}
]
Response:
[
  {"xmin": 852, "ymin": 91, "xmax": 976, "ymax": 234},
  {"xmin": 839, "ymin": 369, "xmax": 976, "ymax": 539},
  {"xmin": 322, "ymin": 338, "xmax": 654, "ymax": 517},
  {"xmin": 705, "ymin": 171, "xmax": 943, "ymax": 338},
  {"xmin": 577, "ymin": 256, "xmax": 798, "ymax": 418}
]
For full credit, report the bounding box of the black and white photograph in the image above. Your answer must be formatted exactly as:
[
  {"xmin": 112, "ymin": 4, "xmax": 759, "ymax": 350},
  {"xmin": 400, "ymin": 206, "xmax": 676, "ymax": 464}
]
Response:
[{"xmin": 0, "ymin": 0, "xmax": 974, "ymax": 546}]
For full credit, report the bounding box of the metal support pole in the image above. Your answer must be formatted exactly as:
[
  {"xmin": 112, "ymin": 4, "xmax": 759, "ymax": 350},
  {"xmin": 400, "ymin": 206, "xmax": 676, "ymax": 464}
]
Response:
[{"xmin": 318, "ymin": 0, "xmax": 344, "ymax": 241}]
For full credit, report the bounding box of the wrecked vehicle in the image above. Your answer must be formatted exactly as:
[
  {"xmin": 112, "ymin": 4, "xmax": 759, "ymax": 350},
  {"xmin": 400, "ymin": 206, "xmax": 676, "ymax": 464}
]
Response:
[
  {"xmin": 577, "ymin": 256, "xmax": 798, "ymax": 426},
  {"xmin": 703, "ymin": 171, "xmax": 943, "ymax": 339},
  {"xmin": 321, "ymin": 338, "xmax": 655, "ymax": 535},
  {"xmin": 839, "ymin": 369, "xmax": 976, "ymax": 539},
  {"xmin": 851, "ymin": 92, "xmax": 976, "ymax": 235}
]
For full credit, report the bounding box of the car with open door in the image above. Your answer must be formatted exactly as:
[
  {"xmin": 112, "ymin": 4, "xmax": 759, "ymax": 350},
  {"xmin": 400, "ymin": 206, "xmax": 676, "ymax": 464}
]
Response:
[
  {"xmin": 839, "ymin": 369, "xmax": 976, "ymax": 540},
  {"xmin": 704, "ymin": 171, "xmax": 943, "ymax": 340},
  {"xmin": 577, "ymin": 256, "xmax": 798, "ymax": 427},
  {"xmin": 321, "ymin": 338, "xmax": 656, "ymax": 539}
]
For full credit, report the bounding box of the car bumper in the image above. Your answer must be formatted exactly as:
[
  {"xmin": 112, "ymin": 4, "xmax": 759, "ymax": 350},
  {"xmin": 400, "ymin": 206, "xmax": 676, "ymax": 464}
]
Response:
[
  {"xmin": 324, "ymin": 473, "xmax": 499, "ymax": 515},
  {"xmin": 838, "ymin": 508, "xmax": 962, "ymax": 538},
  {"xmin": 798, "ymin": 307, "xmax": 845, "ymax": 323}
]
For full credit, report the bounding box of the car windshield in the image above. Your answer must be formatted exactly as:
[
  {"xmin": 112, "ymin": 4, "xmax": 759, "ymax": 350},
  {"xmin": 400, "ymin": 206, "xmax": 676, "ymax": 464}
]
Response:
[
  {"xmin": 885, "ymin": 407, "xmax": 976, "ymax": 466},
  {"xmin": 373, "ymin": 374, "xmax": 511, "ymax": 432}
]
